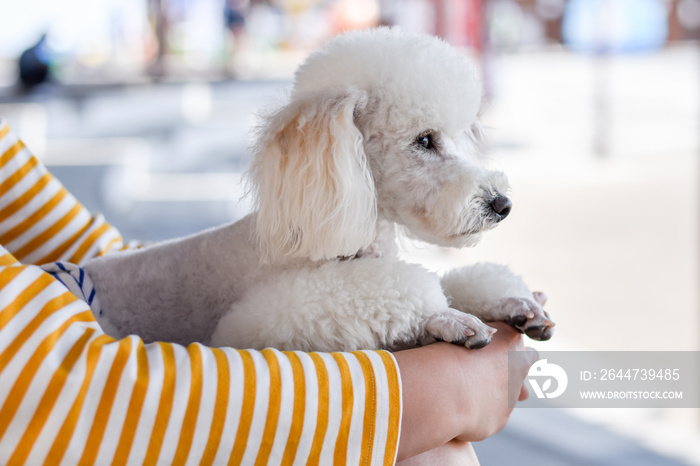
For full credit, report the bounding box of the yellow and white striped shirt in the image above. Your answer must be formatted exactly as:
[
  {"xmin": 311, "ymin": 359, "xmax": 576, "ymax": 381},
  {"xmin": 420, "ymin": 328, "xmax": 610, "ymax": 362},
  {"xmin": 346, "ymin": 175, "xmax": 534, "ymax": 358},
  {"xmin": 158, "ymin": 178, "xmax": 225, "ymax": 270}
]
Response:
[{"xmin": 0, "ymin": 118, "xmax": 402, "ymax": 465}]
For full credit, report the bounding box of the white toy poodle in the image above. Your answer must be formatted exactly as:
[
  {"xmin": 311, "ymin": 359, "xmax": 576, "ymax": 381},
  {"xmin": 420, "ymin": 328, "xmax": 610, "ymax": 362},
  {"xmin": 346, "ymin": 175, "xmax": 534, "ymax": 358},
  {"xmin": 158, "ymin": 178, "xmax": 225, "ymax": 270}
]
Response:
[{"xmin": 84, "ymin": 28, "xmax": 554, "ymax": 352}]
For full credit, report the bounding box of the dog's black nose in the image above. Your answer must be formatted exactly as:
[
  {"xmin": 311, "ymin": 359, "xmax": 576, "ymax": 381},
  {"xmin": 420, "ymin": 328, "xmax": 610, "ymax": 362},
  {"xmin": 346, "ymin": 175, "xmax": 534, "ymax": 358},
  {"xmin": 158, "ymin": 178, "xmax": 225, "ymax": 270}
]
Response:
[{"xmin": 490, "ymin": 195, "xmax": 512, "ymax": 220}]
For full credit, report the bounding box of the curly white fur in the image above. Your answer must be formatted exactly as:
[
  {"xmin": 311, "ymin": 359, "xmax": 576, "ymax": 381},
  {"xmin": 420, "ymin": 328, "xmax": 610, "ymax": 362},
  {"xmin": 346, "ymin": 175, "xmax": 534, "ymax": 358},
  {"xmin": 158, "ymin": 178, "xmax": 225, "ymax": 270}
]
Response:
[{"xmin": 84, "ymin": 28, "xmax": 553, "ymax": 352}]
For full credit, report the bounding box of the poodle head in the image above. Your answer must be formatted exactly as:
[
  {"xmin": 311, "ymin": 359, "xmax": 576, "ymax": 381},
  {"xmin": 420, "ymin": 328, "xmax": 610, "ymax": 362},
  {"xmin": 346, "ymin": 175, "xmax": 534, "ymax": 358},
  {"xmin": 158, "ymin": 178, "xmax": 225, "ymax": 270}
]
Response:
[{"xmin": 250, "ymin": 27, "xmax": 510, "ymax": 261}]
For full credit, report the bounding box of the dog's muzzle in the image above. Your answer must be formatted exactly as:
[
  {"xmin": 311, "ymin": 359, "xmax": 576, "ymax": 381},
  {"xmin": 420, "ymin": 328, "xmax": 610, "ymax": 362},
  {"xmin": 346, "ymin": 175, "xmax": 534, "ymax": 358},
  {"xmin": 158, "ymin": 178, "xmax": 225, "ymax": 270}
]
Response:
[{"xmin": 489, "ymin": 195, "xmax": 512, "ymax": 221}]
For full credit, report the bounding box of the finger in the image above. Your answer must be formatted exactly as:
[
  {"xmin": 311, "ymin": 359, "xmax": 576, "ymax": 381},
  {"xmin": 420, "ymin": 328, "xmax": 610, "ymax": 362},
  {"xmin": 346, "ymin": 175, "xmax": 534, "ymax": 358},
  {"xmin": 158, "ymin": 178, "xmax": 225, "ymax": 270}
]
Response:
[
  {"xmin": 518, "ymin": 384, "xmax": 529, "ymax": 401},
  {"xmin": 523, "ymin": 346, "xmax": 539, "ymax": 367},
  {"xmin": 485, "ymin": 321, "xmax": 524, "ymax": 345},
  {"xmin": 509, "ymin": 347, "xmax": 539, "ymax": 399},
  {"xmin": 532, "ymin": 291, "xmax": 548, "ymax": 306},
  {"xmin": 512, "ymin": 347, "xmax": 539, "ymax": 383}
]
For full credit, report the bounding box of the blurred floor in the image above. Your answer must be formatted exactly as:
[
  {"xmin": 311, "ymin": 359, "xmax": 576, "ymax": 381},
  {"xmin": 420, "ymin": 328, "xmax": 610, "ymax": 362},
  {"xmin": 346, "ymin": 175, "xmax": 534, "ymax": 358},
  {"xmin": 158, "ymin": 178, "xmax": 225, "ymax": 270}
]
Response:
[
  {"xmin": 474, "ymin": 409, "xmax": 692, "ymax": 466},
  {"xmin": 1, "ymin": 43, "xmax": 699, "ymax": 465}
]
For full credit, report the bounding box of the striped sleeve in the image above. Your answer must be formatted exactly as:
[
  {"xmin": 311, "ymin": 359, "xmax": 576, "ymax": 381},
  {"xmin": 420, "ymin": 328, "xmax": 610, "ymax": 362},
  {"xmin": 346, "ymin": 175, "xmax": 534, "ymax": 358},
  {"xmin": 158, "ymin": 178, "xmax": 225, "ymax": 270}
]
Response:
[
  {"xmin": 0, "ymin": 121, "xmax": 122, "ymax": 264},
  {"xmin": 0, "ymin": 118, "xmax": 402, "ymax": 464}
]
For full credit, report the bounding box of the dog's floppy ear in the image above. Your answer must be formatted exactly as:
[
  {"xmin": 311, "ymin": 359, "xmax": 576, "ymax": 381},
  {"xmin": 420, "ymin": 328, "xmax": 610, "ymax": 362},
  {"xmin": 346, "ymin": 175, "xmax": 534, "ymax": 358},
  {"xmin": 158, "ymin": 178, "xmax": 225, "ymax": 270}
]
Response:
[{"xmin": 249, "ymin": 89, "xmax": 377, "ymax": 262}]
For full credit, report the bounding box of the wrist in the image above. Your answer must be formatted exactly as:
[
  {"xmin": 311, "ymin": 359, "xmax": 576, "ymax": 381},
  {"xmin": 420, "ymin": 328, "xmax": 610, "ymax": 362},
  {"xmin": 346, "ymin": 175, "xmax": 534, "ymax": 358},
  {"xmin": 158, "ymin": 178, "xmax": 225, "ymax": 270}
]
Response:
[{"xmin": 394, "ymin": 343, "xmax": 472, "ymax": 460}]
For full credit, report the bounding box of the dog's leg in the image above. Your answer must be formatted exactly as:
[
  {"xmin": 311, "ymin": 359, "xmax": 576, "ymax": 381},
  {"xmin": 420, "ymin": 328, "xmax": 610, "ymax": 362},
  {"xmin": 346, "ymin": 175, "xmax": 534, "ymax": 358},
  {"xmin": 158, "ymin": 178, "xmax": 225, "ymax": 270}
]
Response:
[
  {"xmin": 441, "ymin": 263, "xmax": 554, "ymax": 341},
  {"xmin": 210, "ymin": 257, "xmax": 495, "ymax": 351},
  {"xmin": 422, "ymin": 307, "xmax": 496, "ymax": 350}
]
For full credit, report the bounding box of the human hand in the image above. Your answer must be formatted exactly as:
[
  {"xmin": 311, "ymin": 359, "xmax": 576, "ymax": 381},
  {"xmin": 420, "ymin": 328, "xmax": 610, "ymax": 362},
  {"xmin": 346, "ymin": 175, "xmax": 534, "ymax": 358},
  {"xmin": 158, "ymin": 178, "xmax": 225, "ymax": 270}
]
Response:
[
  {"xmin": 394, "ymin": 322, "xmax": 538, "ymax": 460},
  {"xmin": 453, "ymin": 321, "xmax": 537, "ymax": 442}
]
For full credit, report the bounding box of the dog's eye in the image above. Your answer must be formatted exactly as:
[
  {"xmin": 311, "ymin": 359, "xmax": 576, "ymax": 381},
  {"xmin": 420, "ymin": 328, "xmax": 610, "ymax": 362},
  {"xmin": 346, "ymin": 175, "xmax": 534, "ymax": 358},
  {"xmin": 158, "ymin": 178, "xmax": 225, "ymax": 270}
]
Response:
[{"xmin": 415, "ymin": 132, "xmax": 435, "ymax": 150}]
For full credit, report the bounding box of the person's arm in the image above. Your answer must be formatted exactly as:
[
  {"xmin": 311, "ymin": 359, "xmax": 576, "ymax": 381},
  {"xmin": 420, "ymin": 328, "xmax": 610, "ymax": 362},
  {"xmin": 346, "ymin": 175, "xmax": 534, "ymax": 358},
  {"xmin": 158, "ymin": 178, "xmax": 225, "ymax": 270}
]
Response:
[
  {"xmin": 0, "ymin": 120, "xmax": 122, "ymax": 265},
  {"xmin": 0, "ymin": 250, "xmax": 402, "ymax": 465},
  {"xmin": 394, "ymin": 323, "xmax": 536, "ymax": 461}
]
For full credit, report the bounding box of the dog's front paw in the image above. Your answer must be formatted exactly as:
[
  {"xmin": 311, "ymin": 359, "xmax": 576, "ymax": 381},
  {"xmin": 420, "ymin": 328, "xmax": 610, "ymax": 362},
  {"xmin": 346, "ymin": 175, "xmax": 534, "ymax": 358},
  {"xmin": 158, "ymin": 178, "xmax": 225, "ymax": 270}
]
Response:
[
  {"xmin": 500, "ymin": 296, "xmax": 555, "ymax": 341},
  {"xmin": 425, "ymin": 309, "xmax": 497, "ymax": 350}
]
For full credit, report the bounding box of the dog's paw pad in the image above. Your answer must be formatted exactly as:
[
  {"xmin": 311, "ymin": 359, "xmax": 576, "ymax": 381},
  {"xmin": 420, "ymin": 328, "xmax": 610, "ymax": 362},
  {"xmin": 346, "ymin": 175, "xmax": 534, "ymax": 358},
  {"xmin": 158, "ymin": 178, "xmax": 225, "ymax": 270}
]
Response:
[
  {"xmin": 501, "ymin": 297, "xmax": 555, "ymax": 341},
  {"xmin": 425, "ymin": 310, "xmax": 495, "ymax": 350}
]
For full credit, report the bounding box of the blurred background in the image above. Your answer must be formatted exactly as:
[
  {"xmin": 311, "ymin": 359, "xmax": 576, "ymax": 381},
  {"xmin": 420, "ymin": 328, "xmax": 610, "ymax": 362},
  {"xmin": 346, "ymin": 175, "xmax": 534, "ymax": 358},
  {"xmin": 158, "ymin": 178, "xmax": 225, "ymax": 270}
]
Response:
[{"xmin": 1, "ymin": 0, "xmax": 699, "ymax": 464}]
